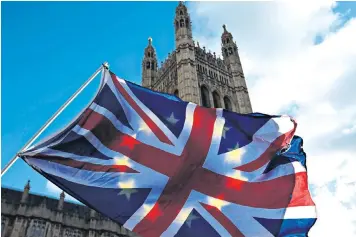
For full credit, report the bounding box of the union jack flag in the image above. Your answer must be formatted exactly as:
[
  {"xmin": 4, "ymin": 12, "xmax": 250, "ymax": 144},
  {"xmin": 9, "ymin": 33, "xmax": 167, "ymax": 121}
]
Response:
[{"xmin": 19, "ymin": 69, "xmax": 317, "ymax": 237}]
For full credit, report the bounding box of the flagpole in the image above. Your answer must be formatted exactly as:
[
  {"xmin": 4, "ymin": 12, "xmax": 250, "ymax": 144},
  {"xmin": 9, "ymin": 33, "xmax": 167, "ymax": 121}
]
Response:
[{"xmin": 1, "ymin": 62, "xmax": 109, "ymax": 177}]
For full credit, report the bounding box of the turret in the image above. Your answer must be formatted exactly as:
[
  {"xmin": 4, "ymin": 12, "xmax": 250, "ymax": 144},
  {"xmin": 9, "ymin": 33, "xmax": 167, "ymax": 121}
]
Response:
[
  {"xmin": 174, "ymin": 1, "xmax": 193, "ymax": 48},
  {"xmin": 173, "ymin": 1, "xmax": 200, "ymax": 104},
  {"xmin": 221, "ymin": 25, "xmax": 252, "ymax": 113},
  {"xmin": 221, "ymin": 24, "xmax": 240, "ymax": 66},
  {"xmin": 141, "ymin": 37, "xmax": 158, "ymax": 89}
]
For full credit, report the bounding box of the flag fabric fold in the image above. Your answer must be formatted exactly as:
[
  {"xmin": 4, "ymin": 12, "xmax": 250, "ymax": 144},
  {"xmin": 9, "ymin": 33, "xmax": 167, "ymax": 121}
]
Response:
[{"xmin": 19, "ymin": 69, "xmax": 316, "ymax": 237}]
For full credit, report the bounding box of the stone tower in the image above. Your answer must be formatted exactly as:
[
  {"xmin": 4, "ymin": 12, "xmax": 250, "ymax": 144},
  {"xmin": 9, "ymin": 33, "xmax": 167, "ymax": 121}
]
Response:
[
  {"xmin": 174, "ymin": 2, "xmax": 200, "ymax": 104},
  {"xmin": 141, "ymin": 37, "xmax": 158, "ymax": 89},
  {"xmin": 140, "ymin": 1, "xmax": 253, "ymax": 113},
  {"xmin": 221, "ymin": 24, "xmax": 252, "ymax": 113}
]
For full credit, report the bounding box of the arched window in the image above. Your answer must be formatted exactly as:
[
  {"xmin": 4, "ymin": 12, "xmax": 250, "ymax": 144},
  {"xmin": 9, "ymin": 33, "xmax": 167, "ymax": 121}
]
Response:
[
  {"xmin": 228, "ymin": 47, "xmax": 233, "ymax": 55},
  {"xmin": 175, "ymin": 20, "xmax": 179, "ymax": 29},
  {"xmin": 151, "ymin": 62, "xmax": 155, "ymax": 70},
  {"xmin": 212, "ymin": 91, "xmax": 222, "ymax": 108},
  {"xmin": 148, "ymin": 52, "xmax": 151, "ymax": 57},
  {"xmin": 29, "ymin": 219, "xmax": 46, "ymax": 237},
  {"xmin": 224, "ymin": 96, "xmax": 232, "ymax": 111},
  {"xmin": 180, "ymin": 10, "xmax": 183, "ymax": 15},
  {"xmin": 224, "ymin": 48, "xmax": 228, "ymax": 57},
  {"xmin": 180, "ymin": 19, "xmax": 185, "ymax": 27},
  {"xmin": 174, "ymin": 89, "xmax": 179, "ymax": 98},
  {"xmin": 146, "ymin": 61, "xmax": 150, "ymax": 69},
  {"xmin": 201, "ymin": 86, "xmax": 211, "ymax": 108},
  {"xmin": 186, "ymin": 18, "xmax": 189, "ymax": 28},
  {"xmin": 226, "ymin": 38, "xmax": 230, "ymax": 43}
]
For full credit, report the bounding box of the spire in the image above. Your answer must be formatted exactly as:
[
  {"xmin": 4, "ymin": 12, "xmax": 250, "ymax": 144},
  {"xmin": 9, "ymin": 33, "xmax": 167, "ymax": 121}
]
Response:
[
  {"xmin": 176, "ymin": 1, "xmax": 187, "ymax": 14},
  {"xmin": 221, "ymin": 24, "xmax": 238, "ymax": 59},
  {"xmin": 60, "ymin": 191, "xmax": 65, "ymax": 198},
  {"xmin": 142, "ymin": 37, "xmax": 158, "ymax": 88},
  {"xmin": 221, "ymin": 24, "xmax": 233, "ymax": 42},
  {"xmin": 25, "ymin": 180, "xmax": 30, "ymax": 190},
  {"xmin": 144, "ymin": 37, "xmax": 156, "ymax": 58},
  {"xmin": 58, "ymin": 191, "xmax": 65, "ymax": 210},
  {"xmin": 21, "ymin": 180, "xmax": 30, "ymax": 203}
]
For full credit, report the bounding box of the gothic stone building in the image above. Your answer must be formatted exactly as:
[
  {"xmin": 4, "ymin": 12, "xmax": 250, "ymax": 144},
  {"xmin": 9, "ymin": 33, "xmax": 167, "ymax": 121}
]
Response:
[
  {"xmin": 142, "ymin": 2, "xmax": 252, "ymax": 113},
  {"xmin": 1, "ymin": 182, "xmax": 138, "ymax": 237}
]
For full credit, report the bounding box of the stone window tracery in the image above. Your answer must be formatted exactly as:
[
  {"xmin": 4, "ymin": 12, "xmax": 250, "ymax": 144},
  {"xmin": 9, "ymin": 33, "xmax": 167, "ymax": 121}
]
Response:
[
  {"xmin": 213, "ymin": 91, "xmax": 222, "ymax": 108},
  {"xmin": 27, "ymin": 219, "xmax": 46, "ymax": 237},
  {"xmin": 201, "ymin": 86, "xmax": 211, "ymax": 108},
  {"xmin": 179, "ymin": 19, "xmax": 185, "ymax": 27},
  {"xmin": 224, "ymin": 96, "xmax": 233, "ymax": 111},
  {"xmin": 228, "ymin": 47, "xmax": 233, "ymax": 55},
  {"xmin": 64, "ymin": 228, "xmax": 82, "ymax": 237}
]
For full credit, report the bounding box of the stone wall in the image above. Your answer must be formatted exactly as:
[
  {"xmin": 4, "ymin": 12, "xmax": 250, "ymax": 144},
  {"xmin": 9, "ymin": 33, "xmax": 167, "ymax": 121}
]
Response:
[{"xmin": 1, "ymin": 187, "xmax": 138, "ymax": 237}]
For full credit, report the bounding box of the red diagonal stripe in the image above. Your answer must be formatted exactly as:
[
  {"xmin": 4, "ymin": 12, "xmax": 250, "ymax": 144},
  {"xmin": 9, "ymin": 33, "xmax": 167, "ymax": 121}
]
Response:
[
  {"xmin": 200, "ymin": 202, "xmax": 244, "ymax": 237},
  {"xmin": 110, "ymin": 73, "xmax": 173, "ymax": 145},
  {"xmin": 32, "ymin": 155, "xmax": 138, "ymax": 173},
  {"xmin": 79, "ymin": 109, "xmax": 180, "ymax": 177}
]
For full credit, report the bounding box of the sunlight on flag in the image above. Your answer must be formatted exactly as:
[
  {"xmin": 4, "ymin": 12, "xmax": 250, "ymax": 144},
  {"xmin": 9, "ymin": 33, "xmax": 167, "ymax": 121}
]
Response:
[
  {"xmin": 225, "ymin": 147, "xmax": 244, "ymax": 164},
  {"xmin": 207, "ymin": 196, "xmax": 230, "ymax": 211},
  {"xmin": 115, "ymin": 156, "xmax": 132, "ymax": 167},
  {"xmin": 118, "ymin": 179, "xmax": 136, "ymax": 189}
]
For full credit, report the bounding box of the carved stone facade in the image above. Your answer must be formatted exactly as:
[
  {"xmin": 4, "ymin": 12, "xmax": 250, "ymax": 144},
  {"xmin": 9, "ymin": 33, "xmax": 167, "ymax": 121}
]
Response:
[
  {"xmin": 142, "ymin": 2, "xmax": 253, "ymax": 113},
  {"xmin": 1, "ymin": 182, "xmax": 138, "ymax": 237}
]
